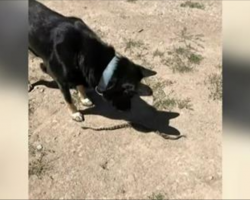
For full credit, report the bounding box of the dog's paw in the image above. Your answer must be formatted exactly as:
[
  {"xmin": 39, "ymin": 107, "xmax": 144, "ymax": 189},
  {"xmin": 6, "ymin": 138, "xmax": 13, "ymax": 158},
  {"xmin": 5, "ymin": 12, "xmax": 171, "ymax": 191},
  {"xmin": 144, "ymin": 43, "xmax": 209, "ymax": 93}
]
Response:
[
  {"xmin": 81, "ymin": 98, "xmax": 93, "ymax": 107},
  {"xmin": 71, "ymin": 112, "xmax": 84, "ymax": 122}
]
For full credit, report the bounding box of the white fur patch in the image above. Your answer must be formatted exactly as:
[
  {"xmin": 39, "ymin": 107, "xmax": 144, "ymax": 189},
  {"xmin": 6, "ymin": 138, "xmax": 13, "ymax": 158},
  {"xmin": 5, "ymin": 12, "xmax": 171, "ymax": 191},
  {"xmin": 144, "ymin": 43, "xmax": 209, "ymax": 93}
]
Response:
[
  {"xmin": 81, "ymin": 98, "xmax": 93, "ymax": 107},
  {"xmin": 71, "ymin": 112, "xmax": 83, "ymax": 122}
]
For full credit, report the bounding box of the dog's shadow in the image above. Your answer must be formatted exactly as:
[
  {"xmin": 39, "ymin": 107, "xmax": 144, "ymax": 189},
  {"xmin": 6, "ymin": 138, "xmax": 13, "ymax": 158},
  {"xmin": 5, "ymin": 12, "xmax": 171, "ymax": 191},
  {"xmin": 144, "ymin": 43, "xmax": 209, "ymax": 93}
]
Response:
[
  {"xmin": 31, "ymin": 80, "xmax": 181, "ymax": 139},
  {"xmin": 84, "ymin": 90, "xmax": 181, "ymax": 137}
]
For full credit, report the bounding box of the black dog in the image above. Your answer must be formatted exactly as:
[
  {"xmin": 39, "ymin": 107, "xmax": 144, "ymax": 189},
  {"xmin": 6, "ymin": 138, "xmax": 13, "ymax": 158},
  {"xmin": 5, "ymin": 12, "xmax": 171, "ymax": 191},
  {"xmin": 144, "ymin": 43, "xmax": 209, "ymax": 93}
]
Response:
[{"xmin": 29, "ymin": 0, "xmax": 156, "ymax": 122}]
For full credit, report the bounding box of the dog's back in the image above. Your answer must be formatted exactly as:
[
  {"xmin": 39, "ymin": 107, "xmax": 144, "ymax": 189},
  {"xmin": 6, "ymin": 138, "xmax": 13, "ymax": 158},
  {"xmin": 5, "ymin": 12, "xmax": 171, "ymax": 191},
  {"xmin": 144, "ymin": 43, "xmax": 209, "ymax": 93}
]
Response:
[
  {"xmin": 29, "ymin": 1, "xmax": 69, "ymax": 58},
  {"xmin": 29, "ymin": 0, "xmax": 100, "ymax": 61}
]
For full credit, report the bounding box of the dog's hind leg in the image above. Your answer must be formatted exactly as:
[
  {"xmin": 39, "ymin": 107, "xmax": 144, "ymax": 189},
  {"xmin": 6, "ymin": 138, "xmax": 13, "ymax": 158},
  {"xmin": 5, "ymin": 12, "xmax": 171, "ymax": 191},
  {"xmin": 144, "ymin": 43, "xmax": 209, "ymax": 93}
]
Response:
[
  {"xmin": 76, "ymin": 85, "xmax": 93, "ymax": 107},
  {"xmin": 57, "ymin": 81, "xmax": 84, "ymax": 122}
]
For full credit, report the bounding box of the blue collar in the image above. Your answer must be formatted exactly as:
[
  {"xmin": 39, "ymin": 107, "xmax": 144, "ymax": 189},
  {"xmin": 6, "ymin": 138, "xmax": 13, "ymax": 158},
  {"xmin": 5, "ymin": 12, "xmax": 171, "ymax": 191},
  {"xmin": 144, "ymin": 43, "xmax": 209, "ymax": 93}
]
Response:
[{"xmin": 95, "ymin": 55, "xmax": 120, "ymax": 95}]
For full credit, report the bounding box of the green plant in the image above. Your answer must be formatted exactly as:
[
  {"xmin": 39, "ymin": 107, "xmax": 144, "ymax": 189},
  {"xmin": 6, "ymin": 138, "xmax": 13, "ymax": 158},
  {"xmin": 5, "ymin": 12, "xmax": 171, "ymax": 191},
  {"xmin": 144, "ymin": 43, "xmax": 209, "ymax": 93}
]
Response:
[
  {"xmin": 180, "ymin": 1, "xmax": 205, "ymax": 10},
  {"xmin": 208, "ymin": 73, "xmax": 222, "ymax": 100},
  {"xmin": 164, "ymin": 27, "xmax": 204, "ymax": 73},
  {"xmin": 149, "ymin": 192, "xmax": 165, "ymax": 200},
  {"xmin": 188, "ymin": 53, "xmax": 203, "ymax": 64}
]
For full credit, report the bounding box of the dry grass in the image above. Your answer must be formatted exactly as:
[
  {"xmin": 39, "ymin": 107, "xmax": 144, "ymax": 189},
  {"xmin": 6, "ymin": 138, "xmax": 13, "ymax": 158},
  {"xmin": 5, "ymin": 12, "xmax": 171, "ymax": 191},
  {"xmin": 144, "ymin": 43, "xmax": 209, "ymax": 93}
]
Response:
[
  {"xmin": 149, "ymin": 78, "xmax": 193, "ymax": 111},
  {"xmin": 154, "ymin": 96, "xmax": 193, "ymax": 111},
  {"xmin": 153, "ymin": 49, "xmax": 165, "ymax": 58},
  {"xmin": 124, "ymin": 39, "xmax": 144, "ymax": 52},
  {"xmin": 29, "ymin": 144, "xmax": 57, "ymax": 178},
  {"xmin": 177, "ymin": 98, "xmax": 193, "ymax": 110},
  {"xmin": 29, "ymin": 150, "xmax": 49, "ymax": 178},
  {"xmin": 126, "ymin": 0, "xmax": 137, "ymax": 2}
]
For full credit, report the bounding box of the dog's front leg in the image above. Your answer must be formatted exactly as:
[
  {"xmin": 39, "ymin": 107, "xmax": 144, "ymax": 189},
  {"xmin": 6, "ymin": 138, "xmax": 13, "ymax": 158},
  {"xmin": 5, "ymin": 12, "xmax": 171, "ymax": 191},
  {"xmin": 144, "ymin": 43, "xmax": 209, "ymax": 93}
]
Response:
[
  {"xmin": 76, "ymin": 85, "xmax": 93, "ymax": 107},
  {"xmin": 58, "ymin": 82, "xmax": 84, "ymax": 122}
]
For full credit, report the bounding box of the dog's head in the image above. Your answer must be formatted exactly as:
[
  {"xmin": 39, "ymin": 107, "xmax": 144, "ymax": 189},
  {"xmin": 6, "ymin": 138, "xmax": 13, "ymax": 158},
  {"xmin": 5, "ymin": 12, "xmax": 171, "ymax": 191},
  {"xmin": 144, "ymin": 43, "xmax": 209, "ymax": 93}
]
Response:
[{"xmin": 96, "ymin": 57, "xmax": 156, "ymax": 111}]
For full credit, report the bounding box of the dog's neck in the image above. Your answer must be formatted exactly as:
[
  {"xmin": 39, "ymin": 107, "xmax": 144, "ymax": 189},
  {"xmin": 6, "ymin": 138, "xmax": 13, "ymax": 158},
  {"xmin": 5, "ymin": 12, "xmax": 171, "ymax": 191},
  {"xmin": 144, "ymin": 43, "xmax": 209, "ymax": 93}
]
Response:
[{"xmin": 96, "ymin": 55, "xmax": 120, "ymax": 95}]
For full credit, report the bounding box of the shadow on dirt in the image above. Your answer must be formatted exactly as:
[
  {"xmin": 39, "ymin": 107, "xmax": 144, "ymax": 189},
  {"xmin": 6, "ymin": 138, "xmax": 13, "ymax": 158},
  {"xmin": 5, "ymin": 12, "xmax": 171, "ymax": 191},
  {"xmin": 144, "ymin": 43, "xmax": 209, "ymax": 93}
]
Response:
[
  {"xmin": 84, "ymin": 90, "xmax": 181, "ymax": 138},
  {"xmin": 30, "ymin": 80, "xmax": 181, "ymax": 139},
  {"xmin": 30, "ymin": 80, "xmax": 58, "ymax": 89}
]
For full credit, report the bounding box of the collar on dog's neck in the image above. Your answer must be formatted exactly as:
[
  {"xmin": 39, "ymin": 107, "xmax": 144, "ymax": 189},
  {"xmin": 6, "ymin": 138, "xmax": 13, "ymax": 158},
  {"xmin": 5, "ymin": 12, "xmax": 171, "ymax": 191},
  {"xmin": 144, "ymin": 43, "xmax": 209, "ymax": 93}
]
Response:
[{"xmin": 95, "ymin": 55, "xmax": 120, "ymax": 95}]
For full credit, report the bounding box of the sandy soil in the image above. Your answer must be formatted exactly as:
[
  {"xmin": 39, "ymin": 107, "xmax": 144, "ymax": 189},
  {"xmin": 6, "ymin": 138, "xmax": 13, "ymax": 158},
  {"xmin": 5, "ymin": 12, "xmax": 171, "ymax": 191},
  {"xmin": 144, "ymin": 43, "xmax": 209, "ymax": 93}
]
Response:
[{"xmin": 29, "ymin": 1, "xmax": 222, "ymax": 199}]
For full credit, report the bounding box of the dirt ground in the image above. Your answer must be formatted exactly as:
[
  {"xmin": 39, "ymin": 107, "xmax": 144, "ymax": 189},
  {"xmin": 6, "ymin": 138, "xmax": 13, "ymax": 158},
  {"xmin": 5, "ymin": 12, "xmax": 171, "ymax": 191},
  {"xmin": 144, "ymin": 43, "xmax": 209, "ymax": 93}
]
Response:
[{"xmin": 29, "ymin": 0, "xmax": 222, "ymax": 199}]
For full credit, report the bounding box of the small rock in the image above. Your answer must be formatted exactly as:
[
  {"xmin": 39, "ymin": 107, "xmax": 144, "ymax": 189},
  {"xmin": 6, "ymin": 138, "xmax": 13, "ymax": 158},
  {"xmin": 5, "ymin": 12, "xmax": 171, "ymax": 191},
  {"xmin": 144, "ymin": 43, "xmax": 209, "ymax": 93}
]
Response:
[
  {"xmin": 36, "ymin": 144, "xmax": 43, "ymax": 151},
  {"xmin": 101, "ymin": 161, "xmax": 108, "ymax": 170},
  {"xmin": 208, "ymin": 176, "xmax": 214, "ymax": 180},
  {"xmin": 40, "ymin": 88, "xmax": 44, "ymax": 93}
]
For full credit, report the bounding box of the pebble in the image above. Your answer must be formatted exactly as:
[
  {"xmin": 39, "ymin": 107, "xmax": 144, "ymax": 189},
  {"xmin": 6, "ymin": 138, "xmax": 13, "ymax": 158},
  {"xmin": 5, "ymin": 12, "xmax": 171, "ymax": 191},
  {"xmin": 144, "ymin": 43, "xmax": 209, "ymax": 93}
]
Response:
[
  {"xmin": 40, "ymin": 88, "xmax": 44, "ymax": 93},
  {"xmin": 36, "ymin": 144, "xmax": 43, "ymax": 151}
]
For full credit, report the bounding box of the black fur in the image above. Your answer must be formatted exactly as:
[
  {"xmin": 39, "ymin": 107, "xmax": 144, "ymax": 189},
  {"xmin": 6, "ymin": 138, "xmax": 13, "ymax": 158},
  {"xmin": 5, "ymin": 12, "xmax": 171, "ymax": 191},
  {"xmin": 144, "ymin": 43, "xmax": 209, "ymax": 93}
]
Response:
[{"xmin": 29, "ymin": 0, "xmax": 156, "ymax": 111}]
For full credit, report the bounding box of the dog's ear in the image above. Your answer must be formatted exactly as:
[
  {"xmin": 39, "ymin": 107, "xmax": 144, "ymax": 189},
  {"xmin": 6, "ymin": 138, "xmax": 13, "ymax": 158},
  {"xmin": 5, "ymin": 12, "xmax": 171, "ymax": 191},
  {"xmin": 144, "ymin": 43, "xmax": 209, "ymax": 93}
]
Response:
[{"xmin": 137, "ymin": 65, "xmax": 157, "ymax": 78}]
